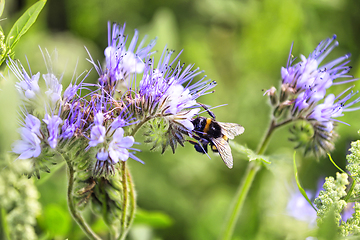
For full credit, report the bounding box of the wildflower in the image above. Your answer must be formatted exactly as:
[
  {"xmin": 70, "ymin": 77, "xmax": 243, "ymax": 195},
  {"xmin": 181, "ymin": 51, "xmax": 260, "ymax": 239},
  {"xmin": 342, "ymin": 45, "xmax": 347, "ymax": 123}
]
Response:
[
  {"xmin": 137, "ymin": 48, "xmax": 216, "ymax": 152},
  {"xmin": 88, "ymin": 112, "xmax": 106, "ymax": 147},
  {"xmin": 8, "ymin": 58, "xmax": 41, "ymax": 100},
  {"xmin": 270, "ymin": 36, "xmax": 360, "ymax": 155},
  {"xmin": 108, "ymin": 128, "xmax": 135, "ymax": 163},
  {"xmin": 89, "ymin": 22, "xmax": 156, "ymax": 93},
  {"xmin": 43, "ymin": 73, "xmax": 63, "ymax": 105},
  {"xmin": 13, "ymin": 115, "xmax": 42, "ymax": 159},
  {"xmin": 43, "ymin": 114, "xmax": 62, "ymax": 149}
]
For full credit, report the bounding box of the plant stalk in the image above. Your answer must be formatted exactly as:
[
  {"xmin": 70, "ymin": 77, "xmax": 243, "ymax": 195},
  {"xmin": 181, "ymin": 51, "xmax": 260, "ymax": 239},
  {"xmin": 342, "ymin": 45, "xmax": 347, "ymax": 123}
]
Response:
[
  {"xmin": 65, "ymin": 159, "xmax": 101, "ymax": 240},
  {"xmin": 220, "ymin": 118, "xmax": 281, "ymax": 240}
]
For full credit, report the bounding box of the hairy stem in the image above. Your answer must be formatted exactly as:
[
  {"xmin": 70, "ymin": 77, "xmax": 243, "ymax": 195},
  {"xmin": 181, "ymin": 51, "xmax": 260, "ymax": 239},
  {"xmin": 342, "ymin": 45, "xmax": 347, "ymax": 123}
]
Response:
[
  {"xmin": 221, "ymin": 117, "xmax": 292, "ymax": 240},
  {"xmin": 65, "ymin": 158, "xmax": 101, "ymax": 240},
  {"xmin": 118, "ymin": 161, "xmax": 129, "ymax": 240},
  {"xmin": 130, "ymin": 116, "xmax": 152, "ymax": 136},
  {"xmin": 118, "ymin": 166, "xmax": 136, "ymax": 240}
]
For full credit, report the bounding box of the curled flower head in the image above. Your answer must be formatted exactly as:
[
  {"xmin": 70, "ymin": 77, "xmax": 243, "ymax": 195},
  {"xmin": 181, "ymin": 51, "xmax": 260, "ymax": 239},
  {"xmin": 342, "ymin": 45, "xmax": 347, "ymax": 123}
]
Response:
[
  {"xmin": 137, "ymin": 48, "xmax": 216, "ymax": 152},
  {"xmin": 270, "ymin": 36, "xmax": 360, "ymax": 155}
]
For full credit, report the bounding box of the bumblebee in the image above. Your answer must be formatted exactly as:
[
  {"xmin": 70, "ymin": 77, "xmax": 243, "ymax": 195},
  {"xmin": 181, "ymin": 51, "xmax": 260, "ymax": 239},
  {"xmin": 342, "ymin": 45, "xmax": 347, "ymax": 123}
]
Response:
[{"xmin": 189, "ymin": 104, "xmax": 244, "ymax": 168}]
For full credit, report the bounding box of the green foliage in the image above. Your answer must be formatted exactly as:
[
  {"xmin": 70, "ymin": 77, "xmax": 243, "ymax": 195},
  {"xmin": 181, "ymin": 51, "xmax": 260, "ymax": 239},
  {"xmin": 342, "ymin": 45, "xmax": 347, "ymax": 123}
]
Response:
[
  {"xmin": 293, "ymin": 153, "xmax": 317, "ymax": 211},
  {"xmin": 38, "ymin": 204, "xmax": 71, "ymax": 237},
  {"xmin": 134, "ymin": 209, "xmax": 173, "ymax": 228},
  {"xmin": 5, "ymin": 0, "xmax": 360, "ymax": 239},
  {"xmin": 229, "ymin": 141, "xmax": 270, "ymax": 164},
  {"xmin": 1, "ymin": 0, "xmax": 46, "ymax": 65}
]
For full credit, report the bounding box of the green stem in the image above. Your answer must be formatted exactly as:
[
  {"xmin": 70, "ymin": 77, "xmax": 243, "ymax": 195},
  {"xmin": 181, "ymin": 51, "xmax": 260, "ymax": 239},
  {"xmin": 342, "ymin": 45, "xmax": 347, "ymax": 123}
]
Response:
[
  {"xmin": 220, "ymin": 161, "xmax": 261, "ymax": 240},
  {"xmin": 344, "ymin": 178, "xmax": 356, "ymax": 202},
  {"xmin": 257, "ymin": 119, "xmax": 276, "ymax": 155},
  {"xmin": 118, "ymin": 167, "xmax": 136, "ymax": 240},
  {"xmin": 130, "ymin": 116, "xmax": 152, "ymax": 136},
  {"xmin": 118, "ymin": 161, "xmax": 129, "ymax": 240},
  {"xmin": 65, "ymin": 158, "xmax": 101, "ymax": 240},
  {"xmin": 221, "ymin": 117, "xmax": 285, "ymax": 240}
]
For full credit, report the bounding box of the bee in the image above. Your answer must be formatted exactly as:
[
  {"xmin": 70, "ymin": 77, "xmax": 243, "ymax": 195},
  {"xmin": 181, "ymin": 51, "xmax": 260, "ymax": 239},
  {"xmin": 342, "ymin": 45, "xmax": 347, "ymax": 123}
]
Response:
[{"xmin": 188, "ymin": 104, "xmax": 244, "ymax": 169}]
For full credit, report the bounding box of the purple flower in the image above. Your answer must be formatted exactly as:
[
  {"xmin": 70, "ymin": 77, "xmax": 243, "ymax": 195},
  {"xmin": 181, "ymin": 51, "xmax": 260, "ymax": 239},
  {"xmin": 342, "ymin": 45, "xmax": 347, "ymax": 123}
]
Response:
[
  {"xmin": 13, "ymin": 127, "xmax": 41, "ymax": 159},
  {"xmin": 43, "ymin": 114, "xmax": 62, "ymax": 149},
  {"xmin": 281, "ymin": 35, "xmax": 355, "ymax": 114},
  {"xmin": 7, "ymin": 58, "xmax": 41, "ymax": 100},
  {"xmin": 24, "ymin": 114, "xmax": 41, "ymax": 136},
  {"xmin": 108, "ymin": 128, "xmax": 135, "ymax": 163},
  {"xmin": 61, "ymin": 119, "xmax": 75, "ymax": 139},
  {"xmin": 341, "ymin": 202, "xmax": 355, "ymax": 222},
  {"xmin": 93, "ymin": 128, "xmax": 142, "ymax": 176},
  {"xmin": 287, "ymin": 191, "xmax": 317, "ymax": 226},
  {"xmin": 63, "ymin": 83, "xmax": 78, "ymax": 102},
  {"xmin": 88, "ymin": 22, "xmax": 156, "ymax": 92},
  {"xmin": 88, "ymin": 125, "xmax": 106, "ymax": 147},
  {"xmin": 139, "ymin": 49, "xmax": 216, "ymax": 131},
  {"xmin": 43, "ymin": 73, "xmax": 63, "ymax": 105},
  {"xmin": 278, "ymin": 36, "xmax": 360, "ymax": 154}
]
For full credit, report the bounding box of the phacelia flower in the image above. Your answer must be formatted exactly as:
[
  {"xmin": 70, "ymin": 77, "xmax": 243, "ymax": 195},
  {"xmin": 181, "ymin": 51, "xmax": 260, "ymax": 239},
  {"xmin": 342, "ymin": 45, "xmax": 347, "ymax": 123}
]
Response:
[
  {"xmin": 270, "ymin": 35, "xmax": 360, "ymax": 155},
  {"xmin": 88, "ymin": 112, "xmax": 106, "ymax": 147},
  {"xmin": 137, "ymin": 48, "xmax": 216, "ymax": 152},
  {"xmin": 43, "ymin": 73, "xmax": 63, "ymax": 105},
  {"xmin": 43, "ymin": 114, "xmax": 62, "ymax": 149},
  {"xmin": 89, "ymin": 22, "xmax": 156, "ymax": 93},
  {"xmin": 108, "ymin": 127, "xmax": 135, "ymax": 163},
  {"xmin": 13, "ymin": 115, "xmax": 42, "ymax": 159},
  {"xmin": 8, "ymin": 58, "xmax": 41, "ymax": 100}
]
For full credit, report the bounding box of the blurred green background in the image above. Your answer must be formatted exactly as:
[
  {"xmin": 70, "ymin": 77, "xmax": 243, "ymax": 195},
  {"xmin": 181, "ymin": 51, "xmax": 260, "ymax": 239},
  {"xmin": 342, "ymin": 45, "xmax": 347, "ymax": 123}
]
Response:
[{"xmin": 3, "ymin": 0, "xmax": 360, "ymax": 239}]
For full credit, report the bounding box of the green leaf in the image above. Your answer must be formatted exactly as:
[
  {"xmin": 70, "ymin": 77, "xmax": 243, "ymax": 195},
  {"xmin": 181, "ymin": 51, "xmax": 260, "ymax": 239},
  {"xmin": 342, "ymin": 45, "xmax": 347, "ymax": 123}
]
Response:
[
  {"xmin": 230, "ymin": 141, "xmax": 271, "ymax": 164},
  {"xmin": 0, "ymin": 0, "xmax": 5, "ymax": 18},
  {"xmin": 134, "ymin": 209, "xmax": 173, "ymax": 229},
  {"xmin": 6, "ymin": 0, "xmax": 46, "ymax": 50},
  {"xmin": 293, "ymin": 152, "xmax": 317, "ymax": 211}
]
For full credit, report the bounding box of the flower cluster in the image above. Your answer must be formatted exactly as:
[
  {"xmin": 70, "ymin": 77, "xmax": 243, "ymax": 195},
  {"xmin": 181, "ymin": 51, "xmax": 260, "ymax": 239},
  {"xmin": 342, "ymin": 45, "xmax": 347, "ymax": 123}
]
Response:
[
  {"xmin": 10, "ymin": 22, "xmax": 216, "ymax": 177},
  {"xmin": 266, "ymin": 35, "xmax": 360, "ymax": 155}
]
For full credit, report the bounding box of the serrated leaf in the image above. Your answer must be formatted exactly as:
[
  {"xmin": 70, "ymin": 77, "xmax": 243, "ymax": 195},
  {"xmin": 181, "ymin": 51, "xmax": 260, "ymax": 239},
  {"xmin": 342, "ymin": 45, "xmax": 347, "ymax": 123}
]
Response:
[
  {"xmin": 0, "ymin": 0, "xmax": 5, "ymax": 18},
  {"xmin": 6, "ymin": 0, "xmax": 46, "ymax": 50},
  {"xmin": 230, "ymin": 141, "xmax": 271, "ymax": 164},
  {"xmin": 293, "ymin": 151, "xmax": 317, "ymax": 211}
]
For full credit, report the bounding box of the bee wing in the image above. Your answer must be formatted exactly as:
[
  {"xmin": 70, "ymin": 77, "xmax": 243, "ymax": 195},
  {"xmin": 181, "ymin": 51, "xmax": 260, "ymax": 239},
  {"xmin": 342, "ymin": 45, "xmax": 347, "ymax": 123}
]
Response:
[
  {"xmin": 217, "ymin": 122, "xmax": 245, "ymax": 139},
  {"xmin": 212, "ymin": 137, "xmax": 233, "ymax": 169}
]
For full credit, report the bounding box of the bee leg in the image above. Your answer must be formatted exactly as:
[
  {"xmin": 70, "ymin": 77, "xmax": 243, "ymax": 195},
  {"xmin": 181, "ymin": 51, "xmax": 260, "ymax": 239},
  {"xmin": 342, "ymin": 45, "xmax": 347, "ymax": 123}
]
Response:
[
  {"xmin": 198, "ymin": 102, "xmax": 216, "ymax": 119},
  {"xmin": 187, "ymin": 139, "xmax": 208, "ymax": 154}
]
